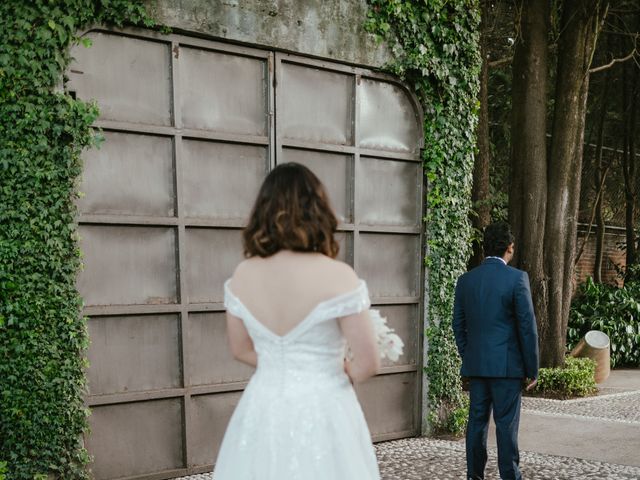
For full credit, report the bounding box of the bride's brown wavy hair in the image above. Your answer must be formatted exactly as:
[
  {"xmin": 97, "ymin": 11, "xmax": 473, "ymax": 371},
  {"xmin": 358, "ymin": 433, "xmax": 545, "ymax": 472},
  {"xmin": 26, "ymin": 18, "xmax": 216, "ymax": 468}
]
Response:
[{"xmin": 243, "ymin": 162, "xmax": 339, "ymax": 258}]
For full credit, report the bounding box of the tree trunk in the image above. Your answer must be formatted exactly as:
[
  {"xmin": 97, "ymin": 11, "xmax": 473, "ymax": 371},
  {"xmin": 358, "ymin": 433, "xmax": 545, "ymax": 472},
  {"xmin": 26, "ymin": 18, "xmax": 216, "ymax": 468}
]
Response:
[
  {"xmin": 509, "ymin": 0, "xmax": 549, "ymax": 346},
  {"xmin": 594, "ymin": 173, "xmax": 605, "ymax": 283},
  {"xmin": 622, "ymin": 60, "xmax": 637, "ymax": 274},
  {"xmin": 469, "ymin": 0, "xmax": 492, "ymax": 269},
  {"xmin": 594, "ymin": 73, "xmax": 609, "ymax": 283},
  {"xmin": 542, "ymin": 0, "xmax": 606, "ymax": 368}
]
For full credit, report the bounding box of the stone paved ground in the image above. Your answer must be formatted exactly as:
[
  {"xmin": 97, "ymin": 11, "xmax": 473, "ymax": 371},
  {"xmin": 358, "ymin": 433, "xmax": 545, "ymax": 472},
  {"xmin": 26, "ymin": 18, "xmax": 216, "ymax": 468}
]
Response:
[
  {"xmin": 179, "ymin": 437, "xmax": 640, "ymax": 479},
  {"xmin": 375, "ymin": 438, "xmax": 640, "ymax": 480},
  {"xmin": 178, "ymin": 384, "xmax": 640, "ymax": 480},
  {"xmin": 522, "ymin": 390, "xmax": 640, "ymax": 425}
]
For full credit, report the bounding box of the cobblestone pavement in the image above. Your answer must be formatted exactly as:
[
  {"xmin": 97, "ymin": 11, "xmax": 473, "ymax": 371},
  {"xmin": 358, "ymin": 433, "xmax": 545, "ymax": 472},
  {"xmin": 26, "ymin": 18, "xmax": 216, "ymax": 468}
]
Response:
[
  {"xmin": 522, "ymin": 390, "xmax": 640, "ymax": 425},
  {"xmin": 376, "ymin": 438, "xmax": 640, "ymax": 480},
  {"xmin": 178, "ymin": 386, "xmax": 640, "ymax": 480},
  {"xmin": 179, "ymin": 437, "xmax": 640, "ymax": 479}
]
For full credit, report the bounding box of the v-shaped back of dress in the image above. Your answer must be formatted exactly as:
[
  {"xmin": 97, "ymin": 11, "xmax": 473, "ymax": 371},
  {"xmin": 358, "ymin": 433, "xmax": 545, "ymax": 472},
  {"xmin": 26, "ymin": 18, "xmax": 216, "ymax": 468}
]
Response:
[{"xmin": 224, "ymin": 279, "xmax": 370, "ymax": 343}]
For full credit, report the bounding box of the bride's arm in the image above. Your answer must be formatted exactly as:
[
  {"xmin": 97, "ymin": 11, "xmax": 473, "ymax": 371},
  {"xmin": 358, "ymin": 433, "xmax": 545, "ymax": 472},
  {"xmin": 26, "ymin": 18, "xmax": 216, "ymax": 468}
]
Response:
[
  {"xmin": 227, "ymin": 312, "xmax": 257, "ymax": 367},
  {"xmin": 340, "ymin": 310, "xmax": 380, "ymax": 383}
]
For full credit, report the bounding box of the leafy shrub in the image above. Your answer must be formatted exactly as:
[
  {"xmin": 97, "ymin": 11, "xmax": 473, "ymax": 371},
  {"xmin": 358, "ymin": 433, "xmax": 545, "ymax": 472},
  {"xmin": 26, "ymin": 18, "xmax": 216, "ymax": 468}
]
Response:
[
  {"xmin": 532, "ymin": 357, "xmax": 597, "ymax": 399},
  {"xmin": 444, "ymin": 395, "xmax": 469, "ymax": 436},
  {"xmin": 568, "ymin": 277, "xmax": 640, "ymax": 368}
]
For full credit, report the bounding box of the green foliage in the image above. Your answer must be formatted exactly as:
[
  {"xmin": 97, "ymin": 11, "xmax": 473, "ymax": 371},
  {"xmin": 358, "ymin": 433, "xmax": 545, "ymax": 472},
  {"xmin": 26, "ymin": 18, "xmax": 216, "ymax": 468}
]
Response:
[
  {"xmin": 443, "ymin": 393, "xmax": 470, "ymax": 435},
  {"xmin": 568, "ymin": 277, "xmax": 640, "ymax": 368},
  {"xmin": 0, "ymin": 2, "xmax": 154, "ymax": 478},
  {"xmin": 365, "ymin": 1, "xmax": 481, "ymax": 434},
  {"xmin": 532, "ymin": 357, "xmax": 597, "ymax": 399}
]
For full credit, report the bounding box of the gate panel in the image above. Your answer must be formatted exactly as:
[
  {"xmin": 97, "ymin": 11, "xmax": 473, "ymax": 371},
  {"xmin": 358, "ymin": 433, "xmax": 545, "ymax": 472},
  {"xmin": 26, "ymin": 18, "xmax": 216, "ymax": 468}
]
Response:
[
  {"xmin": 180, "ymin": 47, "xmax": 267, "ymax": 135},
  {"xmin": 279, "ymin": 63, "xmax": 353, "ymax": 144},
  {"xmin": 87, "ymin": 314, "xmax": 181, "ymax": 395},
  {"xmin": 77, "ymin": 225, "xmax": 178, "ymax": 306},
  {"xmin": 78, "ymin": 132, "xmax": 175, "ymax": 217},
  {"xmin": 184, "ymin": 229, "xmax": 245, "ymax": 304},
  {"xmin": 358, "ymin": 78, "xmax": 420, "ymax": 152},
  {"xmin": 70, "ymin": 32, "xmax": 172, "ymax": 125},
  {"xmin": 188, "ymin": 313, "xmax": 254, "ymax": 386},
  {"xmin": 355, "ymin": 372, "xmax": 418, "ymax": 438},
  {"xmin": 358, "ymin": 233, "xmax": 420, "ymax": 297},
  {"xmin": 190, "ymin": 392, "xmax": 244, "ymax": 467},
  {"xmin": 181, "ymin": 141, "xmax": 267, "ymax": 220},
  {"xmin": 357, "ymin": 157, "xmax": 421, "ymax": 226},
  {"xmin": 87, "ymin": 399, "xmax": 184, "ymax": 479}
]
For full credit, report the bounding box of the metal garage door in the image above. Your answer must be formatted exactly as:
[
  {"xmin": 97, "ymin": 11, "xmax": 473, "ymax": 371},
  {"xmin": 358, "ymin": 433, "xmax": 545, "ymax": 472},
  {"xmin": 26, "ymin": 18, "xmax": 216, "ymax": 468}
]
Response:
[{"xmin": 69, "ymin": 27, "xmax": 424, "ymax": 480}]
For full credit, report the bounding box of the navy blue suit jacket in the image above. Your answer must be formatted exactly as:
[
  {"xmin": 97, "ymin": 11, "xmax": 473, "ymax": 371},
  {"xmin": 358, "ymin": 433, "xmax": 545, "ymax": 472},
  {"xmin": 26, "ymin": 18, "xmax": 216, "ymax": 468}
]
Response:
[{"xmin": 453, "ymin": 258, "xmax": 539, "ymax": 379}]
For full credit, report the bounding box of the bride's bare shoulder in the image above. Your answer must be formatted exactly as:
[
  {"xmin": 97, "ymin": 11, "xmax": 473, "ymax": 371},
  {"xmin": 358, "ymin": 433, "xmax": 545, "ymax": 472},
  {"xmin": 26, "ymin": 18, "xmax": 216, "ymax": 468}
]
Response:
[
  {"xmin": 229, "ymin": 257, "xmax": 262, "ymax": 284},
  {"xmin": 318, "ymin": 256, "xmax": 360, "ymax": 291}
]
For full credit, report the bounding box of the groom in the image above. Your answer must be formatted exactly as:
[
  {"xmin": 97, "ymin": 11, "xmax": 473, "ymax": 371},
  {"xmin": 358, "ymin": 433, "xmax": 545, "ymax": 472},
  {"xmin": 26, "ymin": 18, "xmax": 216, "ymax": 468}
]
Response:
[{"xmin": 453, "ymin": 221, "xmax": 539, "ymax": 480}]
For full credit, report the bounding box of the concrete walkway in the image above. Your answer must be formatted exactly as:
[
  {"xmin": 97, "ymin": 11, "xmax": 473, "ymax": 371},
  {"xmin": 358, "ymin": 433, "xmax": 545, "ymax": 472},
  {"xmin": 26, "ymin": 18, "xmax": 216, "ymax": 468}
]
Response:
[
  {"xmin": 492, "ymin": 371, "xmax": 640, "ymax": 469},
  {"xmin": 180, "ymin": 370, "xmax": 640, "ymax": 479}
]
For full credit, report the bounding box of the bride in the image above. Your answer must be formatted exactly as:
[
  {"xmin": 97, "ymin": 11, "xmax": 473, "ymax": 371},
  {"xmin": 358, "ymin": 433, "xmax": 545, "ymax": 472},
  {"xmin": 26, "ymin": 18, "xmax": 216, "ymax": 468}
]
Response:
[{"xmin": 213, "ymin": 162, "xmax": 381, "ymax": 480}]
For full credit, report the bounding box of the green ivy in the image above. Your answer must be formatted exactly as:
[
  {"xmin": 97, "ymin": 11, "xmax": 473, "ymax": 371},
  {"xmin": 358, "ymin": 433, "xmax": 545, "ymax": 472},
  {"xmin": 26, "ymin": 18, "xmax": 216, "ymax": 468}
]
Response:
[
  {"xmin": 0, "ymin": 2, "xmax": 154, "ymax": 478},
  {"xmin": 365, "ymin": 1, "xmax": 481, "ymax": 435}
]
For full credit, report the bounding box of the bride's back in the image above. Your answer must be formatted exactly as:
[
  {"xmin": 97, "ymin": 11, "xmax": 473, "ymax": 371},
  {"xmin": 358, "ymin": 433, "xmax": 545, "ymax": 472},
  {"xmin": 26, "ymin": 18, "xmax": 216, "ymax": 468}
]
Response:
[{"xmin": 229, "ymin": 250, "xmax": 359, "ymax": 337}]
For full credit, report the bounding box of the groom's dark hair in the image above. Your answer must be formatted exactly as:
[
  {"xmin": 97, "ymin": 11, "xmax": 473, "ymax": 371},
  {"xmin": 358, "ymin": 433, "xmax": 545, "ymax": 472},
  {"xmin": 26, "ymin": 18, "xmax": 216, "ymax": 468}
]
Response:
[{"xmin": 483, "ymin": 221, "xmax": 515, "ymax": 257}]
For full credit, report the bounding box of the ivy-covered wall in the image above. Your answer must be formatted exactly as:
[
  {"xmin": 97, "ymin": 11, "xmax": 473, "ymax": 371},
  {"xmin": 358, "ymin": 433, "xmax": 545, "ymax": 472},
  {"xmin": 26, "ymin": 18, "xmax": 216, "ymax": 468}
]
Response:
[
  {"xmin": 365, "ymin": 0, "xmax": 481, "ymax": 434},
  {"xmin": 0, "ymin": 2, "xmax": 153, "ymax": 479}
]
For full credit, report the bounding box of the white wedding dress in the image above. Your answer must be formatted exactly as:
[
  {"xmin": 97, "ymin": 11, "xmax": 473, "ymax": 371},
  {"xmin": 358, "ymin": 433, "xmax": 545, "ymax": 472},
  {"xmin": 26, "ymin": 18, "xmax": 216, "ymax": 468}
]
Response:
[{"xmin": 213, "ymin": 279, "xmax": 380, "ymax": 480}]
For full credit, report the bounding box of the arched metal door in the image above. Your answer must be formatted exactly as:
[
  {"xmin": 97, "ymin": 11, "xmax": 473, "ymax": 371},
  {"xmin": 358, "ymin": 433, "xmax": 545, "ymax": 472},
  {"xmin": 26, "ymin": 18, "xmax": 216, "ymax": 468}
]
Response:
[{"xmin": 69, "ymin": 28, "xmax": 423, "ymax": 480}]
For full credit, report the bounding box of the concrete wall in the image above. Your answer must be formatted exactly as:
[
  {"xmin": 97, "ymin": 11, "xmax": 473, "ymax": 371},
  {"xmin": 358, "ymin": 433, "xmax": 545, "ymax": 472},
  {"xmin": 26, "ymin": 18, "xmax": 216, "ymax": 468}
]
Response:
[{"xmin": 146, "ymin": 0, "xmax": 395, "ymax": 68}]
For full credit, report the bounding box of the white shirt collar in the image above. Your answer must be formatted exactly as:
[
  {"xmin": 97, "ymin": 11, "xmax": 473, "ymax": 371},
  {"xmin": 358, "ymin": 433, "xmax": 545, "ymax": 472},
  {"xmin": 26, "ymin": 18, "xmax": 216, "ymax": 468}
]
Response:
[{"xmin": 485, "ymin": 256, "xmax": 507, "ymax": 265}]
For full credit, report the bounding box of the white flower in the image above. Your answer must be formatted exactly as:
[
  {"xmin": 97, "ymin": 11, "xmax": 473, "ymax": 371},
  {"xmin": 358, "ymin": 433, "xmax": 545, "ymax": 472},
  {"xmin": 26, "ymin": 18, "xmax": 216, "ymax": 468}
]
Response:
[
  {"xmin": 369, "ymin": 309, "xmax": 404, "ymax": 362},
  {"xmin": 345, "ymin": 310, "xmax": 405, "ymax": 363}
]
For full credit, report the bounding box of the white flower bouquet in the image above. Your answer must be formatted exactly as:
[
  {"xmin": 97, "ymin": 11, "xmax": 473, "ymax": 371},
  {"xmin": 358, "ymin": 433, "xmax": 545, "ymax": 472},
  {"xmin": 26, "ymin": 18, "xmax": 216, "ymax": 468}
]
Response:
[
  {"xmin": 369, "ymin": 309, "xmax": 404, "ymax": 362},
  {"xmin": 346, "ymin": 309, "xmax": 404, "ymax": 362}
]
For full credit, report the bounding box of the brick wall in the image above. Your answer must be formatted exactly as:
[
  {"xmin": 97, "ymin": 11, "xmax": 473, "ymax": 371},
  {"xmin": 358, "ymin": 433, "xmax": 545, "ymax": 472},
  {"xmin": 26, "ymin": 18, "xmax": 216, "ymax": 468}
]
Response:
[{"xmin": 575, "ymin": 225, "xmax": 627, "ymax": 287}]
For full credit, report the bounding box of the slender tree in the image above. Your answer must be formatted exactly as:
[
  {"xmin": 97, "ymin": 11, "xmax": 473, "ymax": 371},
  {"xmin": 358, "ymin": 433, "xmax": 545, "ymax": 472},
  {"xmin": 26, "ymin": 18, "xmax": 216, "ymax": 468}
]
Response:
[
  {"xmin": 508, "ymin": 0, "xmax": 549, "ymax": 357},
  {"xmin": 621, "ymin": 52, "xmax": 638, "ymax": 275},
  {"xmin": 593, "ymin": 73, "xmax": 610, "ymax": 283},
  {"xmin": 470, "ymin": 0, "xmax": 492, "ymax": 268},
  {"xmin": 509, "ymin": 0, "xmax": 608, "ymax": 367}
]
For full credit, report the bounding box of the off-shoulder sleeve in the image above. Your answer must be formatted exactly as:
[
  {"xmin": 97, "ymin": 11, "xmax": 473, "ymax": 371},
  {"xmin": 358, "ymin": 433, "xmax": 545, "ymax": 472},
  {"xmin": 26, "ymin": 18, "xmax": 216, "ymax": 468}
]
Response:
[
  {"xmin": 323, "ymin": 280, "xmax": 371, "ymax": 319},
  {"xmin": 223, "ymin": 279, "xmax": 244, "ymax": 318}
]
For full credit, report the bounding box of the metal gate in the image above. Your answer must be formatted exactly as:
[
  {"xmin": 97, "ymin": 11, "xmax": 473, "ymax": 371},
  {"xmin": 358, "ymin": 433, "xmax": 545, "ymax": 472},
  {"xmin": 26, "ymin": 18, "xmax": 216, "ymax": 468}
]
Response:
[{"xmin": 70, "ymin": 27, "xmax": 424, "ymax": 480}]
